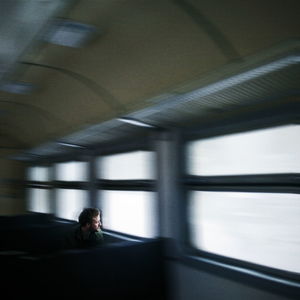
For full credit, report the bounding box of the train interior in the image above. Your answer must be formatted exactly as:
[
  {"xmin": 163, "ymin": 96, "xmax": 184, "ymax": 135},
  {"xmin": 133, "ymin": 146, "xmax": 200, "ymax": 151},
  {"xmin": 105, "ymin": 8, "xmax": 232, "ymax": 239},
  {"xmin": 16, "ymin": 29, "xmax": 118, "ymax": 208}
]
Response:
[{"xmin": 0, "ymin": 1, "xmax": 299, "ymax": 299}]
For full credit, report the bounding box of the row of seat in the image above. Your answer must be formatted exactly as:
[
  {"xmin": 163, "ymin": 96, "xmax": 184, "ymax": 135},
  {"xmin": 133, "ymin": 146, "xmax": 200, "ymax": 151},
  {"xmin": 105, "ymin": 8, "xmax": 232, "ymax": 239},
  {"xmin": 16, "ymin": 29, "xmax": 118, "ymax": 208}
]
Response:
[{"xmin": 0, "ymin": 213, "xmax": 167, "ymax": 299}]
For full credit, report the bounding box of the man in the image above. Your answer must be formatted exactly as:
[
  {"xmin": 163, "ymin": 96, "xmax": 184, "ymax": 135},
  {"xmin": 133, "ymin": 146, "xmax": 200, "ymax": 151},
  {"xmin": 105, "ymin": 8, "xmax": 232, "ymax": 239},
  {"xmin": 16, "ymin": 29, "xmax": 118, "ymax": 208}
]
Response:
[{"xmin": 64, "ymin": 208, "xmax": 104, "ymax": 249}]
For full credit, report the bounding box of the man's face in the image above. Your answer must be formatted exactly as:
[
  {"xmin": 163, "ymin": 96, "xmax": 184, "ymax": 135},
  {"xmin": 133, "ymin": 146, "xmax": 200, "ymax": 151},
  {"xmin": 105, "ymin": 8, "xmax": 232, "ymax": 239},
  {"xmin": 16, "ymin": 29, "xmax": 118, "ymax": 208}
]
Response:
[{"xmin": 90, "ymin": 215, "xmax": 101, "ymax": 232}]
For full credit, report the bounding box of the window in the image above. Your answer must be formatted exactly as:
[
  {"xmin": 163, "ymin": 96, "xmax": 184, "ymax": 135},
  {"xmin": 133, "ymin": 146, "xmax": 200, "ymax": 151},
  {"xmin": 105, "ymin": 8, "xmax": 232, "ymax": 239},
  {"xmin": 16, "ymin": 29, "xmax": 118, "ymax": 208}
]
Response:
[
  {"xmin": 97, "ymin": 150, "xmax": 158, "ymax": 238},
  {"xmin": 185, "ymin": 124, "xmax": 300, "ymax": 274},
  {"xmin": 27, "ymin": 188, "xmax": 51, "ymax": 213},
  {"xmin": 55, "ymin": 161, "xmax": 88, "ymax": 181},
  {"xmin": 27, "ymin": 166, "xmax": 49, "ymax": 181},
  {"xmin": 26, "ymin": 161, "xmax": 90, "ymax": 218},
  {"xmin": 99, "ymin": 190, "xmax": 157, "ymax": 238},
  {"xmin": 187, "ymin": 124, "xmax": 300, "ymax": 176},
  {"xmin": 26, "ymin": 166, "xmax": 52, "ymax": 213},
  {"xmin": 97, "ymin": 150, "xmax": 155, "ymax": 180},
  {"xmin": 55, "ymin": 189, "xmax": 89, "ymax": 220},
  {"xmin": 188, "ymin": 191, "xmax": 300, "ymax": 273},
  {"xmin": 54, "ymin": 161, "xmax": 89, "ymax": 220}
]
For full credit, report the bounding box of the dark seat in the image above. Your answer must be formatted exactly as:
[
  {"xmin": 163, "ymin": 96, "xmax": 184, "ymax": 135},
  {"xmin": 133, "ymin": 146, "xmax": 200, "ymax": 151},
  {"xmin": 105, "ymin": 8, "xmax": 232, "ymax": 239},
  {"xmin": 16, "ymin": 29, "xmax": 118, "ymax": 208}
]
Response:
[
  {"xmin": 0, "ymin": 213, "xmax": 167, "ymax": 299},
  {"xmin": 2, "ymin": 239, "xmax": 167, "ymax": 300},
  {"xmin": 43, "ymin": 239, "xmax": 166, "ymax": 299}
]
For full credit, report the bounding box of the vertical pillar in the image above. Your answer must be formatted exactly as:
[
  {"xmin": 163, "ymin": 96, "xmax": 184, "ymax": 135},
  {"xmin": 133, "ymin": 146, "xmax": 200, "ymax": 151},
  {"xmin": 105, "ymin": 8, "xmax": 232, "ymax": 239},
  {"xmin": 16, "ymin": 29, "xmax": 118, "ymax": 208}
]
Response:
[
  {"xmin": 155, "ymin": 129, "xmax": 184, "ymax": 256},
  {"xmin": 87, "ymin": 153, "xmax": 97, "ymax": 208}
]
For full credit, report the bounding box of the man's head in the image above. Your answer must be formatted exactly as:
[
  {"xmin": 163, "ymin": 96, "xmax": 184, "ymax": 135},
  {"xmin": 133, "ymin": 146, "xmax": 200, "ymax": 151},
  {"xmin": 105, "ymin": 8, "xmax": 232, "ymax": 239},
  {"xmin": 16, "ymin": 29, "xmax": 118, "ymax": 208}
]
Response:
[{"xmin": 78, "ymin": 208, "xmax": 102, "ymax": 232}]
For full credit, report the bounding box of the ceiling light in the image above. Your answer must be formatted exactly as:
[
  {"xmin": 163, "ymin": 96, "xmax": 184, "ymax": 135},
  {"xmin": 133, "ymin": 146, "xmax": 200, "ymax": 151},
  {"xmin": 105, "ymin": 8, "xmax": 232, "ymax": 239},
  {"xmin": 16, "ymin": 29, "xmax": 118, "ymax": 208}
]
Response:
[
  {"xmin": 42, "ymin": 19, "xmax": 98, "ymax": 48},
  {"xmin": 57, "ymin": 142, "xmax": 86, "ymax": 148},
  {"xmin": 117, "ymin": 117, "xmax": 158, "ymax": 128},
  {"xmin": 0, "ymin": 81, "xmax": 35, "ymax": 94}
]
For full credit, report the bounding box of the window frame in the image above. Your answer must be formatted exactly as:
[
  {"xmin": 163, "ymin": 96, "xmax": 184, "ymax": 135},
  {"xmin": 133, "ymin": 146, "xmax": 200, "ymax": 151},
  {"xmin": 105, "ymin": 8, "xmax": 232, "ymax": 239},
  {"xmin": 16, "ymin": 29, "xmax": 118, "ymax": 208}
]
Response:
[
  {"xmin": 181, "ymin": 113, "xmax": 300, "ymax": 291},
  {"xmin": 26, "ymin": 163, "xmax": 53, "ymax": 214},
  {"xmin": 95, "ymin": 140, "xmax": 159, "ymax": 238},
  {"xmin": 25, "ymin": 135, "xmax": 159, "ymax": 231},
  {"xmin": 26, "ymin": 158, "xmax": 90, "ymax": 220}
]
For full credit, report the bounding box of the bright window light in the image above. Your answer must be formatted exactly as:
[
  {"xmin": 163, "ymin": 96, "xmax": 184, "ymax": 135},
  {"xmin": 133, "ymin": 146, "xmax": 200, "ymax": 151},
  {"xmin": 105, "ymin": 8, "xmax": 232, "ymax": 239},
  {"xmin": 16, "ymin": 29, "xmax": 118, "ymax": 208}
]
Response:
[
  {"xmin": 27, "ymin": 166, "xmax": 49, "ymax": 181},
  {"xmin": 55, "ymin": 161, "xmax": 88, "ymax": 181},
  {"xmin": 97, "ymin": 151, "xmax": 156, "ymax": 180},
  {"xmin": 27, "ymin": 188, "xmax": 51, "ymax": 213},
  {"xmin": 187, "ymin": 124, "xmax": 300, "ymax": 176},
  {"xmin": 98, "ymin": 190, "xmax": 157, "ymax": 238},
  {"xmin": 188, "ymin": 191, "xmax": 300, "ymax": 273},
  {"xmin": 55, "ymin": 189, "xmax": 89, "ymax": 221}
]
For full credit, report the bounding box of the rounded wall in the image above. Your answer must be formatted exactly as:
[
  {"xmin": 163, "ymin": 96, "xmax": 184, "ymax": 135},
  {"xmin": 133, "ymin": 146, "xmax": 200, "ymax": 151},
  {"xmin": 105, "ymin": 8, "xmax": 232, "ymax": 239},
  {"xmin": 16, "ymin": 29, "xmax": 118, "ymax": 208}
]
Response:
[{"xmin": 0, "ymin": 152, "xmax": 26, "ymax": 215}]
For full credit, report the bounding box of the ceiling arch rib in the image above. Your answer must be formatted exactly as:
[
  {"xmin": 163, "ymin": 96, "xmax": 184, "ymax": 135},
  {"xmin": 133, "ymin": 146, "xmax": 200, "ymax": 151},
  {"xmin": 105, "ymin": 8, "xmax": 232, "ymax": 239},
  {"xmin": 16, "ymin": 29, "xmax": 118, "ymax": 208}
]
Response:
[
  {"xmin": 0, "ymin": 132, "xmax": 27, "ymax": 150},
  {"xmin": 21, "ymin": 61, "xmax": 125, "ymax": 114},
  {"xmin": 172, "ymin": 0, "xmax": 242, "ymax": 61},
  {"xmin": 0, "ymin": 100, "xmax": 67, "ymax": 126},
  {"xmin": 0, "ymin": 0, "xmax": 75, "ymax": 83}
]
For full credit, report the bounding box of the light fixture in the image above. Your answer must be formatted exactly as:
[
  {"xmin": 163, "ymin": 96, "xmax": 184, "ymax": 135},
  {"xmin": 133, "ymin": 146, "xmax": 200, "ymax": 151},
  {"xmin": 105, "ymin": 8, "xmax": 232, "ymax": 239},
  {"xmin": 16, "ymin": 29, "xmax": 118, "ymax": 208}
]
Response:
[
  {"xmin": 42, "ymin": 19, "xmax": 98, "ymax": 48},
  {"xmin": 0, "ymin": 81, "xmax": 35, "ymax": 94},
  {"xmin": 57, "ymin": 142, "xmax": 86, "ymax": 148},
  {"xmin": 117, "ymin": 117, "xmax": 157, "ymax": 128}
]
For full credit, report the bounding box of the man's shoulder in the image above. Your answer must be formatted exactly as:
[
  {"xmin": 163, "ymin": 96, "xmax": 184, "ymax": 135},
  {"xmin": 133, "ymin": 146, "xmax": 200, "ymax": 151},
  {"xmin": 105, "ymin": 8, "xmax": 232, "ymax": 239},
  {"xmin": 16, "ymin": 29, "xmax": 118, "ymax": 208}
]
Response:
[
  {"xmin": 90, "ymin": 229, "xmax": 103, "ymax": 240},
  {"xmin": 63, "ymin": 224, "xmax": 81, "ymax": 246},
  {"xmin": 88, "ymin": 230, "xmax": 104, "ymax": 247},
  {"xmin": 65, "ymin": 223, "xmax": 80, "ymax": 235}
]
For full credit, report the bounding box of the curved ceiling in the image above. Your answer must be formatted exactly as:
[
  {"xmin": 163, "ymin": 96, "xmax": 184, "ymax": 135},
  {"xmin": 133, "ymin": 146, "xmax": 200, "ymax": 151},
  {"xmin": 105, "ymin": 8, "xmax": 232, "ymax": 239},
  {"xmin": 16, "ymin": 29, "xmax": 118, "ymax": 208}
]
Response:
[{"xmin": 0, "ymin": 0, "xmax": 299, "ymax": 157}]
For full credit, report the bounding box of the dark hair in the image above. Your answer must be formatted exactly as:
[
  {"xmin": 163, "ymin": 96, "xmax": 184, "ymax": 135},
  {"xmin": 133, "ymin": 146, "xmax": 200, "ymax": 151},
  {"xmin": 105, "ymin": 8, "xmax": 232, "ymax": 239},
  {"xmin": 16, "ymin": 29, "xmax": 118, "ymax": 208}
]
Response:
[{"xmin": 78, "ymin": 208, "xmax": 100, "ymax": 227}]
